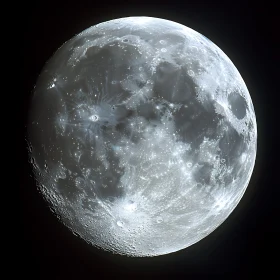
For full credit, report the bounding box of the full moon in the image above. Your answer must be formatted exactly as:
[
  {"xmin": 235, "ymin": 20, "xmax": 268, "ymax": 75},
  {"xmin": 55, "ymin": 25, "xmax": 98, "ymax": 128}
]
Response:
[{"xmin": 27, "ymin": 16, "xmax": 257, "ymax": 257}]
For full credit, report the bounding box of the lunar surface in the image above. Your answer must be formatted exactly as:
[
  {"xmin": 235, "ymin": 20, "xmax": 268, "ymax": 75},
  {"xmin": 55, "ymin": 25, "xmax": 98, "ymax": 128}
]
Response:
[{"xmin": 27, "ymin": 17, "xmax": 257, "ymax": 257}]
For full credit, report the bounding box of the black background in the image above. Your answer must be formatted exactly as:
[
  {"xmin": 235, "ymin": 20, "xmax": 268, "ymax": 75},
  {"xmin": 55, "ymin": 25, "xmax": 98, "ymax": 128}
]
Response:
[{"xmin": 21, "ymin": 0, "xmax": 277, "ymax": 278}]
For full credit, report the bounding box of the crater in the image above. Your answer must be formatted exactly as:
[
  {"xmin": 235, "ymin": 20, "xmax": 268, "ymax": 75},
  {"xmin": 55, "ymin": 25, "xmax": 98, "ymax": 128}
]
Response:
[{"xmin": 228, "ymin": 91, "xmax": 247, "ymax": 119}]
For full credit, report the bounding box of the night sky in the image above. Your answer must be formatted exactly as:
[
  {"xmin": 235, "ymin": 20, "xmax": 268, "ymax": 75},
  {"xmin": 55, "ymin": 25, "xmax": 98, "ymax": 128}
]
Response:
[{"xmin": 21, "ymin": 0, "xmax": 277, "ymax": 278}]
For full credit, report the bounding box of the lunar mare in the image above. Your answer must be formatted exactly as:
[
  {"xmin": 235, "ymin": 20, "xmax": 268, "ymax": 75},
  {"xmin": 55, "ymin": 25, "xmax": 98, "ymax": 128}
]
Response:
[{"xmin": 28, "ymin": 17, "xmax": 257, "ymax": 256}]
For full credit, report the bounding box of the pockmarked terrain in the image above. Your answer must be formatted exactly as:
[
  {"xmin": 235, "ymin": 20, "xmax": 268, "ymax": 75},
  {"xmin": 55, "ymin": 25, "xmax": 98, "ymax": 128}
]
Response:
[{"xmin": 28, "ymin": 17, "xmax": 257, "ymax": 257}]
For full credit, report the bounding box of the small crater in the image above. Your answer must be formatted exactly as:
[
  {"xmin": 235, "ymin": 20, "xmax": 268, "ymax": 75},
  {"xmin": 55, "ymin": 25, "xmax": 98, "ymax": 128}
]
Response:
[
  {"xmin": 187, "ymin": 70, "xmax": 195, "ymax": 77},
  {"xmin": 117, "ymin": 220, "xmax": 124, "ymax": 227},
  {"xmin": 89, "ymin": 115, "xmax": 99, "ymax": 122},
  {"xmin": 125, "ymin": 200, "xmax": 137, "ymax": 211},
  {"xmin": 156, "ymin": 217, "xmax": 163, "ymax": 223}
]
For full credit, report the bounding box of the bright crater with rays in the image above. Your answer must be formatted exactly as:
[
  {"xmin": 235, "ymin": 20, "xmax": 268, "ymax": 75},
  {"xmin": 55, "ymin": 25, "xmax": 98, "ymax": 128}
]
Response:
[{"xmin": 28, "ymin": 17, "xmax": 257, "ymax": 256}]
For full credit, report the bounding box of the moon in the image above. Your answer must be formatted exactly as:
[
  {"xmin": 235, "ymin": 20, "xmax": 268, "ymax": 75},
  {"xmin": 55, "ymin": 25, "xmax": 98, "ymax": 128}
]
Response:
[{"xmin": 27, "ymin": 16, "xmax": 257, "ymax": 257}]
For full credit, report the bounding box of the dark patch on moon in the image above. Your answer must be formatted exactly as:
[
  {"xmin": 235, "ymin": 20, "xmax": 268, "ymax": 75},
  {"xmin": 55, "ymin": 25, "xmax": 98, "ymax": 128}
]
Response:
[
  {"xmin": 228, "ymin": 91, "xmax": 247, "ymax": 119},
  {"xmin": 193, "ymin": 163, "xmax": 213, "ymax": 185}
]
